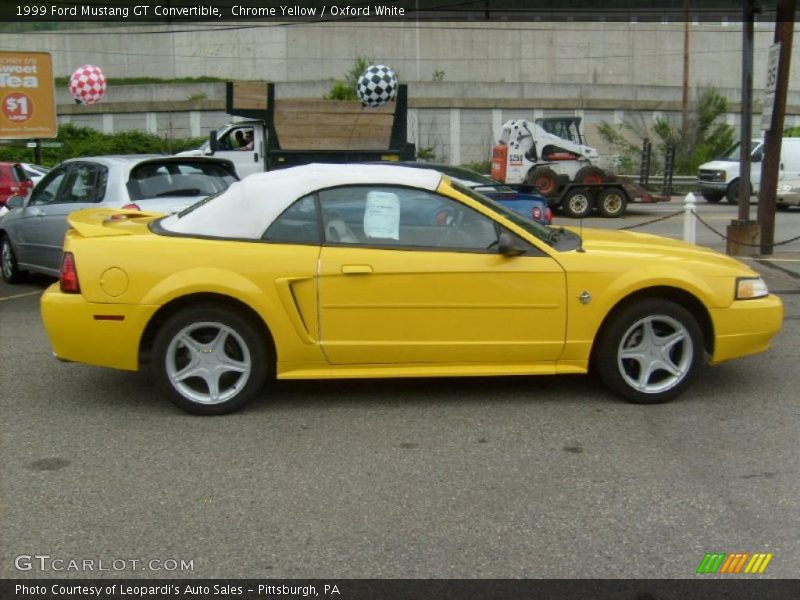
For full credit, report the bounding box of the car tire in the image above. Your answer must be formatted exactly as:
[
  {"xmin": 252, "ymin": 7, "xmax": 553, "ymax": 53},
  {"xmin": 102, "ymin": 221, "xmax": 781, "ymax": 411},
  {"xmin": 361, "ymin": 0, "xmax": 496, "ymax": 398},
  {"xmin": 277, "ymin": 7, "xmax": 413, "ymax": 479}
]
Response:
[
  {"xmin": 701, "ymin": 191, "xmax": 723, "ymax": 203},
  {"xmin": 725, "ymin": 179, "xmax": 751, "ymax": 205},
  {"xmin": 525, "ymin": 166, "xmax": 559, "ymax": 196},
  {"xmin": 574, "ymin": 166, "xmax": 605, "ymax": 185},
  {"xmin": 596, "ymin": 188, "xmax": 628, "ymax": 218},
  {"xmin": 1, "ymin": 234, "xmax": 29, "ymax": 284},
  {"xmin": 152, "ymin": 303, "xmax": 271, "ymax": 415},
  {"xmin": 595, "ymin": 298, "xmax": 704, "ymax": 404},
  {"xmin": 561, "ymin": 188, "xmax": 593, "ymax": 219}
]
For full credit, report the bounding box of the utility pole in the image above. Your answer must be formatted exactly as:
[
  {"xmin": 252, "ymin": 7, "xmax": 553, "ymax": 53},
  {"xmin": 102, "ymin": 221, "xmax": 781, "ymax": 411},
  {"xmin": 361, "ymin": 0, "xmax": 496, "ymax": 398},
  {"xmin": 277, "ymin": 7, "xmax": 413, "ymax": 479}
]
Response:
[
  {"xmin": 726, "ymin": 1, "xmax": 759, "ymax": 255},
  {"xmin": 681, "ymin": 0, "xmax": 690, "ymax": 140},
  {"xmin": 757, "ymin": 0, "xmax": 796, "ymax": 255}
]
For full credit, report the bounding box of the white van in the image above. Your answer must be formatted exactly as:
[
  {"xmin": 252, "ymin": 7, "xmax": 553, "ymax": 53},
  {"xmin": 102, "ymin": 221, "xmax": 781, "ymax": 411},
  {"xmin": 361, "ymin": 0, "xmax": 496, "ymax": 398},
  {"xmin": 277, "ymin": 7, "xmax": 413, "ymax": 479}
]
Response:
[{"xmin": 697, "ymin": 137, "xmax": 800, "ymax": 203}]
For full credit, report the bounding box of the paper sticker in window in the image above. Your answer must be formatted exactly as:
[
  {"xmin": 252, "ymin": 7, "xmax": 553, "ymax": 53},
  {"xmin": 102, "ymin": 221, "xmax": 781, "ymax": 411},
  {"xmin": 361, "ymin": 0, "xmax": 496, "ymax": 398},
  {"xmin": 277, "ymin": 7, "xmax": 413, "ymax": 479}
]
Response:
[{"xmin": 363, "ymin": 191, "xmax": 400, "ymax": 240}]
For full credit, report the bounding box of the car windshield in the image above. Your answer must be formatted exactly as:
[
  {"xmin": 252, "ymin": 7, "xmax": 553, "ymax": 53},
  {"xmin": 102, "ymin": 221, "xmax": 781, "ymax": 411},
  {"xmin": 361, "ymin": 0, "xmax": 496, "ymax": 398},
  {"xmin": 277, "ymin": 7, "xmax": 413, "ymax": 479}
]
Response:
[
  {"xmin": 449, "ymin": 180, "xmax": 552, "ymax": 243},
  {"xmin": 720, "ymin": 141, "xmax": 761, "ymax": 161},
  {"xmin": 128, "ymin": 161, "xmax": 236, "ymax": 201}
]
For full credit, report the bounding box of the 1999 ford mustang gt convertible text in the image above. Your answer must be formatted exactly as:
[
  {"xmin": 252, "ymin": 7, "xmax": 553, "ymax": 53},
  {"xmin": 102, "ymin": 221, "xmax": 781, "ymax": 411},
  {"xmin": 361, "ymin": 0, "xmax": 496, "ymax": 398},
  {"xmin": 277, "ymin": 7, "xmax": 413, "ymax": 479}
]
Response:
[{"xmin": 40, "ymin": 164, "xmax": 783, "ymax": 415}]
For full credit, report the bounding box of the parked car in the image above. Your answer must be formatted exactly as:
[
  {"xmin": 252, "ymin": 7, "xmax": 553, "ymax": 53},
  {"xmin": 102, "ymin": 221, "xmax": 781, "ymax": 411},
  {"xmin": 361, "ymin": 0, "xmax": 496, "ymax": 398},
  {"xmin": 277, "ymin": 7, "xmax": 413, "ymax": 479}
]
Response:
[
  {"xmin": 379, "ymin": 162, "xmax": 552, "ymax": 224},
  {"xmin": 20, "ymin": 163, "xmax": 50, "ymax": 187},
  {"xmin": 38, "ymin": 163, "xmax": 782, "ymax": 415},
  {"xmin": 0, "ymin": 155, "xmax": 237, "ymax": 280},
  {"xmin": 777, "ymin": 179, "xmax": 800, "ymax": 209},
  {"xmin": 0, "ymin": 162, "xmax": 34, "ymax": 206},
  {"xmin": 697, "ymin": 138, "xmax": 800, "ymax": 204}
]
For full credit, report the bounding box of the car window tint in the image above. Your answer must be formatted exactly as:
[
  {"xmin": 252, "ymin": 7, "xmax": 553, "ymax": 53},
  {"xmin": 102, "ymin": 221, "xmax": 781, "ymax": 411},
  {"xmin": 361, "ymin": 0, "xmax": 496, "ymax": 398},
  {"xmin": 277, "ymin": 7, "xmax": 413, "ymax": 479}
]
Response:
[
  {"xmin": 128, "ymin": 162, "xmax": 236, "ymax": 200},
  {"xmin": 262, "ymin": 194, "xmax": 320, "ymax": 244},
  {"xmin": 29, "ymin": 167, "xmax": 68, "ymax": 205},
  {"xmin": 62, "ymin": 163, "xmax": 107, "ymax": 204},
  {"xmin": 317, "ymin": 186, "xmax": 499, "ymax": 252}
]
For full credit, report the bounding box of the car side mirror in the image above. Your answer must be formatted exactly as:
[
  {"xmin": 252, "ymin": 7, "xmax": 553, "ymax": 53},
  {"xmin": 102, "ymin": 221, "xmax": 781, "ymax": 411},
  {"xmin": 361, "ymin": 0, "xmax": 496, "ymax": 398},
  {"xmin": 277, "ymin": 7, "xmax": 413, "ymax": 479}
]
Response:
[
  {"xmin": 498, "ymin": 231, "xmax": 526, "ymax": 256},
  {"xmin": 6, "ymin": 195, "xmax": 25, "ymax": 210},
  {"xmin": 208, "ymin": 130, "xmax": 218, "ymax": 155}
]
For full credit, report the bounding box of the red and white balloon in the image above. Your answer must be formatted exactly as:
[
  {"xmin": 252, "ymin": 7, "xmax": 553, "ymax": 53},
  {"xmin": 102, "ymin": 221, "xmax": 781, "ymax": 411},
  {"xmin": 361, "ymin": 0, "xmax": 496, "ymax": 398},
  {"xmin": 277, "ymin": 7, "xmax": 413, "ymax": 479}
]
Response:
[{"xmin": 69, "ymin": 65, "xmax": 106, "ymax": 105}]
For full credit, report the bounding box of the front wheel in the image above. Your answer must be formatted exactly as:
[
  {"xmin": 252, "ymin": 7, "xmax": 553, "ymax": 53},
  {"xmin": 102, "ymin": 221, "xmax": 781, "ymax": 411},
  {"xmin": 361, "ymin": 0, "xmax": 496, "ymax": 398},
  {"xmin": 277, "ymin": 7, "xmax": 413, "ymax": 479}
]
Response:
[
  {"xmin": 725, "ymin": 179, "xmax": 752, "ymax": 205},
  {"xmin": 702, "ymin": 191, "xmax": 723, "ymax": 203},
  {"xmin": 1, "ymin": 235, "xmax": 28, "ymax": 284},
  {"xmin": 594, "ymin": 299, "xmax": 704, "ymax": 404},
  {"xmin": 153, "ymin": 304, "xmax": 271, "ymax": 415},
  {"xmin": 574, "ymin": 166, "xmax": 605, "ymax": 185}
]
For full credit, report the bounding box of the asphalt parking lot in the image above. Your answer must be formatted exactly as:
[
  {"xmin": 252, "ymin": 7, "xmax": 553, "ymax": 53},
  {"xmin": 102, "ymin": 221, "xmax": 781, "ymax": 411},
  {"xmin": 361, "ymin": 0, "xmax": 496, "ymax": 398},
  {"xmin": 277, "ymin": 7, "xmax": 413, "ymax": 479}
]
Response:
[{"xmin": 1, "ymin": 201, "xmax": 799, "ymax": 579}]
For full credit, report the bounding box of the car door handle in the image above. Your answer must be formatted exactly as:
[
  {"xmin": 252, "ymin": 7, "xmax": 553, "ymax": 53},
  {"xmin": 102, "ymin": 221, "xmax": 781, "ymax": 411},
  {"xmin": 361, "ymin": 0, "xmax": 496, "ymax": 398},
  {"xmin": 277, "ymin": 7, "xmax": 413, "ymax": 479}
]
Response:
[
  {"xmin": 26, "ymin": 206, "xmax": 45, "ymax": 217},
  {"xmin": 254, "ymin": 153, "xmax": 259, "ymax": 162},
  {"xmin": 341, "ymin": 264, "xmax": 373, "ymax": 275}
]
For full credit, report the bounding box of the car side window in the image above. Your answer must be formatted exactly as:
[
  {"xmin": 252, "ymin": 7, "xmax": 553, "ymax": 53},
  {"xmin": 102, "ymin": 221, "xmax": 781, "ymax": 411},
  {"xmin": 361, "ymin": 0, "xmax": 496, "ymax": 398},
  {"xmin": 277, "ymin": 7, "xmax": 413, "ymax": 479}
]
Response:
[
  {"xmin": 61, "ymin": 163, "xmax": 107, "ymax": 204},
  {"xmin": 317, "ymin": 186, "xmax": 500, "ymax": 252},
  {"xmin": 262, "ymin": 194, "xmax": 320, "ymax": 244},
  {"xmin": 29, "ymin": 167, "xmax": 68, "ymax": 205}
]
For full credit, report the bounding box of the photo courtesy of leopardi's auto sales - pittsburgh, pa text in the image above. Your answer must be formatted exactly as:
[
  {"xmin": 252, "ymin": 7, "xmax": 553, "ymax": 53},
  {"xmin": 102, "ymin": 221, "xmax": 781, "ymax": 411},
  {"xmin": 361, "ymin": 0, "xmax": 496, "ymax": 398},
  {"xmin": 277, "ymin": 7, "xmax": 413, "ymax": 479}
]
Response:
[
  {"xmin": 14, "ymin": 4, "xmax": 407, "ymax": 19},
  {"xmin": 14, "ymin": 583, "xmax": 337, "ymax": 598}
]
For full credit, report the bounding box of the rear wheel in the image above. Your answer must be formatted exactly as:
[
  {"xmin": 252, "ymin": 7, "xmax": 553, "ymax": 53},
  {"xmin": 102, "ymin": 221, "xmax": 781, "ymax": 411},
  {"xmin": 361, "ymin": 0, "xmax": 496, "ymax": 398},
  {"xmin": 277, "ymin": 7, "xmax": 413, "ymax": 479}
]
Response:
[
  {"xmin": 595, "ymin": 299, "xmax": 703, "ymax": 404},
  {"xmin": 596, "ymin": 188, "xmax": 628, "ymax": 218},
  {"xmin": 1, "ymin": 235, "xmax": 28, "ymax": 284},
  {"xmin": 561, "ymin": 188, "xmax": 593, "ymax": 219},
  {"xmin": 153, "ymin": 304, "xmax": 271, "ymax": 415},
  {"xmin": 525, "ymin": 166, "xmax": 559, "ymax": 196},
  {"xmin": 574, "ymin": 166, "xmax": 605, "ymax": 185}
]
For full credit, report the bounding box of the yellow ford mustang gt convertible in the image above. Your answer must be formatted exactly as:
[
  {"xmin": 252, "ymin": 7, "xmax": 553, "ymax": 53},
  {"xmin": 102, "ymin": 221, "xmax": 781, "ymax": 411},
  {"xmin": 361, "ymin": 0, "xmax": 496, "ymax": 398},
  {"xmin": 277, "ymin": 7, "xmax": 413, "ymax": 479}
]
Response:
[{"xmin": 40, "ymin": 164, "xmax": 783, "ymax": 415}]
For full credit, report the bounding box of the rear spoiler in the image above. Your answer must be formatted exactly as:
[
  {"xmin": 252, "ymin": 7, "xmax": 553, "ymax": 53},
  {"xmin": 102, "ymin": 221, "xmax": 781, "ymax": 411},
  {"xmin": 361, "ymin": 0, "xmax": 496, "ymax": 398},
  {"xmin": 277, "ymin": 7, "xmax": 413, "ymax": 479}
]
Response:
[{"xmin": 67, "ymin": 208, "xmax": 164, "ymax": 238}]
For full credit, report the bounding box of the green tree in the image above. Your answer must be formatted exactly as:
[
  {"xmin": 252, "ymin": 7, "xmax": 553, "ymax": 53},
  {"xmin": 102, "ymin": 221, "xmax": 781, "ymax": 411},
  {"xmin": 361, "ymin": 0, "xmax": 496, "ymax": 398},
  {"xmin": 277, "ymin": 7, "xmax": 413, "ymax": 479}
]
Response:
[
  {"xmin": 324, "ymin": 57, "xmax": 373, "ymax": 101},
  {"xmin": 598, "ymin": 89, "xmax": 736, "ymax": 176}
]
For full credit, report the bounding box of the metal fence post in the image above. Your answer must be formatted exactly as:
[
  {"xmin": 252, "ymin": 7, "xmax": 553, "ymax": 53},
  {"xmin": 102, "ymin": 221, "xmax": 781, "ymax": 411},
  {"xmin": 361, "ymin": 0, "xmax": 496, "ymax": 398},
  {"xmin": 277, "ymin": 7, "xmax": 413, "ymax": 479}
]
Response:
[{"xmin": 683, "ymin": 192, "xmax": 697, "ymax": 244}]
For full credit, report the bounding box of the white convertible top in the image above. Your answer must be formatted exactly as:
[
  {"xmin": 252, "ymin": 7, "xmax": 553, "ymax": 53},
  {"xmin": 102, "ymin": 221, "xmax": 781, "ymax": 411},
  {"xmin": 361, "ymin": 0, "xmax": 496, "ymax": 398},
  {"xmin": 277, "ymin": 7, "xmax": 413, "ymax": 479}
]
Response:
[{"xmin": 160, "ymin": 163, "xmax": 443, "ymax": 239}]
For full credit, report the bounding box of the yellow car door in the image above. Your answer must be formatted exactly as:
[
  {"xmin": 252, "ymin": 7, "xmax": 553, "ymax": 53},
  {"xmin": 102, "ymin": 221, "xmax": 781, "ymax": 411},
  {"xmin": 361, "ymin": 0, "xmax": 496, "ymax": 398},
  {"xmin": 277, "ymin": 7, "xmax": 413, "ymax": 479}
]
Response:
[{"xmin": 316, "ymin": 185, "xmax": 566, "ymax": 365}]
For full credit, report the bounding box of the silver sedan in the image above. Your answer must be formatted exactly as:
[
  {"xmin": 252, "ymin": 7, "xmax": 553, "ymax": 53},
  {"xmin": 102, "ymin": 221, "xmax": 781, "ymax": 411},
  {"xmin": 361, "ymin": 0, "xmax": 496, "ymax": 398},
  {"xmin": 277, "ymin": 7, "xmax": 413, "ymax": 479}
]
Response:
[{"xmin": 0, "ymin": 155, "xmax": 237, "ymax": 283}]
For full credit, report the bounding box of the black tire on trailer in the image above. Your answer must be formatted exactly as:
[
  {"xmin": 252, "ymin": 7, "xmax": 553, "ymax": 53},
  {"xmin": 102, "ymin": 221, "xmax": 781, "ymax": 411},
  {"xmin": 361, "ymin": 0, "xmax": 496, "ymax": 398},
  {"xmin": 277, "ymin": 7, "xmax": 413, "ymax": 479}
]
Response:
[
  {"xmin": 525, "ymin": 166, "xmax": 559, "ymax": 196},
  {"xmin": 701, "ymin": 191, "xmax": 723, "ymax": 203},
  {"xmin": 596, "ymin": 188, "xmax": 628, "ymax": 218},
  {"xmin": 561, "ymin": 187, "xmax": 594, "ymax": 219},
  {"xmin": 594, "ymin": 298, "xmax": 704, "ymax": 404},
  {"xmin": 574, "ymin": 165, "xmax": 605, "ymax": 185}
]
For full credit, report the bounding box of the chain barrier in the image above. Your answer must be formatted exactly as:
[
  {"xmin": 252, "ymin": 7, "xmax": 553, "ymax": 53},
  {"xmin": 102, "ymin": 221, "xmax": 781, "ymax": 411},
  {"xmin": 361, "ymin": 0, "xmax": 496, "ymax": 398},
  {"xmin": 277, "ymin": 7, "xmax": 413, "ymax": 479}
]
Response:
[
  {"xmin": 615, "ymin": 205, "xmax": 800, "ymax": 248},
  {"xmin": 616, "ymin": 210, "xmax": 684, "ymax": 231},
  {"xmin": 691, "ymin": 210, "xmax": 800, "ymax": 248}
]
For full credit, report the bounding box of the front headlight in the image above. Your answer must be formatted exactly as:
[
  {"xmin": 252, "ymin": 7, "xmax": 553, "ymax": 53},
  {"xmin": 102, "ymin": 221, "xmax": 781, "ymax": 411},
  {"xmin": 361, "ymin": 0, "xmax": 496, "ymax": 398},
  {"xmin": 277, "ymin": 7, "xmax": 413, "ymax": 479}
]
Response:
[
  {"xmin": 778, "ymin": 183, "xmax": 794, "ymax": 192},
  {"xmin": 736, "ymin": 277, "xmax": 769, "ymax": 300}
]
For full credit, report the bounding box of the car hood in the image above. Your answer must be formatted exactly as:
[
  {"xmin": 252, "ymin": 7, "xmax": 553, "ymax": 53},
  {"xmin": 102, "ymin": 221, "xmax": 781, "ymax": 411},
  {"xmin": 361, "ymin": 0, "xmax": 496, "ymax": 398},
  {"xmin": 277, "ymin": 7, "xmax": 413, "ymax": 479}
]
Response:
[
  {"xmin": 565, "ymin": 227, "xmax": 755, "ymax": 275},
  {"xmin": 698, "ymin": 160, "xmax": 735, "ymax": 171}
]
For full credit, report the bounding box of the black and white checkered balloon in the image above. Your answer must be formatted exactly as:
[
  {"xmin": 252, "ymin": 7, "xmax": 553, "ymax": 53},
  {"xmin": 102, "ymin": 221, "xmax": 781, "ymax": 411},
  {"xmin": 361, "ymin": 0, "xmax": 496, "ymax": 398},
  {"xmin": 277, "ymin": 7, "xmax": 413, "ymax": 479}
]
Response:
[{"xmin": 356, "ymin": 64, "xmax": 398, "ymax": 108}]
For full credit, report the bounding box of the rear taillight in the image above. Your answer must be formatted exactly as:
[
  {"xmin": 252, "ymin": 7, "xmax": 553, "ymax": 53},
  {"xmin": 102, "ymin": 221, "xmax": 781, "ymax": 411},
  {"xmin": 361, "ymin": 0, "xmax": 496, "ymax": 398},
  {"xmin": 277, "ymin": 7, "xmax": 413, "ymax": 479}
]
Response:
[
  {"xmin": 545, "ymin": 207, "xmax": 553, "ymax": 224},
  {"xmin": 121, "ymin": 203, "xmax": 141, "ymax": 210},
  {"xmin": 60, "ymin": 252, "xmax": 80, "ymax": 294},
  {"xmin": 532, "ymin": 206, "xmax": 542, "ymax": 222}
]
